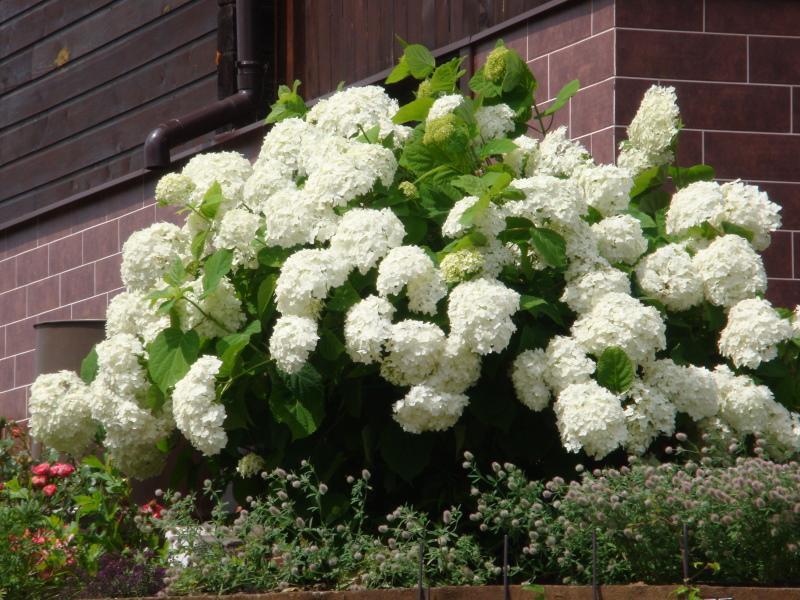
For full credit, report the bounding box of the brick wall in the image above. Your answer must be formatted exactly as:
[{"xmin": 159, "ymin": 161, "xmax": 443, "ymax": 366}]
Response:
[{"xmin": 2, "ymin": 0, "xmax": 800, "ymax": 422}]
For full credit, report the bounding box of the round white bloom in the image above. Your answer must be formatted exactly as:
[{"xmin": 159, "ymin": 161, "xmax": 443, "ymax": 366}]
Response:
[
  {"xmin": 180, "ymin": 150, "xmax": 253, "ymax": 211},
  {"xmin": 554, "ymin": 381, "xmax": 628, "ymax": 459},
  {"xmin": 508, "ymin": 175, "xmax": 587, "ymax": 233},
  {"xmin": 427, "ymin": 94, "xmax": 465, "ymax": 122},
  {"xmin": 392, "ymin": 384, "xmax": 469, "ymax": 434},
  {"xmin": 121, "ymin": 223, "xmax": 190, "ymax": 291},
  {"xmin": 173, "ymin": 355, "xmax": 227, "ymax": 456},
  {"xmin": 93, "ymin": 333, "xmax": 149, "ymax": 401},
  {"xmin": 439, "ymin": 248, "xmax": 485, "ymax": 284},
  {"xmin": 563, "ymin": 221, "xmax": 608, "ymax": 279},
  {"xmin": 275, "ymin": 248, "xmax": 351, "ymax": 317},
  {"xmin": 330, "ymin": 208, "xmax": 406, "ymax": 274},
  {"xmin": 155, "ymin": 173, "xmax": 196, "ymax": 206},
  {"xmin": 448, "ymin": 278, "xmax": 520, "ymax": 355},
  {"xmin": 693, "ymin": 234, "xmax": 767, "ymax": 307},
  {"xmin": 29, "ymin": 371, "xmax": 96, "ymax": 456},
  {"xmin": 269, "ymin": 315, "xmax": 319, "ymax": 374},
  {"xmin": 304, "ymin": 141, "xmax": 398, "ymax": 208},
  {"xmin": 591, "ymin": 214, "xmax": 648, "ymax": 265},
  {"xmin": 106, "ymin": 290, "xmax": 170, "ymax": 346},
  {"xmin": 792, "ymin": 305, "xmax": 800, "ymax": 337},
  {"xmin": 214, "ymin": 208, "xmax": 262, "ymax": 269},
  {"xmin": 572, "ymin": 292, "xmax": 666, "ymax": 365},
  {"xmin": 504, "ymin": 134, "xmax": 540, "ymax": 176},
  {"xmin": 721, "ymin": 180, "xmax": 781, "ymax": 251},
  {"xmin": 237, "ymin": 453, "xmax": 266, "ymax": 478},
  {"xmin": 377, "ymin": 246, "xmax": 446, "ymax": 315},
  {"xmin": 616, "ymin": 145, "xmax": 654, "ymax": 176},
  {"xmin": 381, "ymin": 320, "xmax": 446, "ymax": 386},
  {"xmin": 543, "ymin": 336, "xmax": 596, "ymax": 394},
  {"xmin": 179, "ymin": 278, "xmax": 245, "ymax": 339},
  {"xmin": 107, "ymin": 438, "xmax": 167, "ymax": 480},
  {"xmin": 243, "ymin": 160, "xmax": 296, "ymax": 208},
  {"xmin": 713, "ymin": 365, "xmax": 774, "ymax": 435},
  {"xmin": 511, "ymin": 349, "xmax": 550, "ymax": 411},
  {"xmin": 256, "ymin": 117, "xmax": 315, "ymax": 176},
  {"xmin": 635, "ymin": 243, "xmax": 703, "ymax": 311},
  {"xmin": 306, "ymin": 85, "xmax": 409, "ymax": 143},
  {"xmin": 480, "ymin": 239, "xmax": 520, "ymax": 278},
  {"xmin": 261, "ymin": 188, "xmax": 340, "ymax": 248},
  {"xmin": 561, "ymin": 267, "xmax": 631, "ymax": 314},
  {"xmin": 718, "ymin": 298, "xmax": 793, "ymax": 369},
  {"xmin": 442, "ymin": 196, "xmax": 505, "ymax": 239},
  {"xmin": 423, "ymin": 337, "xmax": 482, "ymax": 394},
  {"xmin": 534, "ymin": 126, "xmax": 592, "ymax": 177},
  {"xmin": 577, "ymin": 164, "xmax": 633, "ymax": 217},
  {"xmin": 762, "ymin": 403, "xmax": 800, "ymax": 458},
  {"xmin": 623, "ymin": 380, "xmax": 676, "ymax": 454},
  {"xmin": 625, "ymin": 85, "xmax": 680, "ymax": 167},
  {"xmin": 344, "ymin": 295, "xmax": 395, "ymax": 364},
  {"xmin": 643, "ymin": 359, "xmax": 718, "ymax": 421},
  {"xmin": 665, "ymin": 181, "xmax": 725, "ymax": 238},
  {"xmin": 475, "ymin": 103, "xmax": 515, "ymax": 141}
]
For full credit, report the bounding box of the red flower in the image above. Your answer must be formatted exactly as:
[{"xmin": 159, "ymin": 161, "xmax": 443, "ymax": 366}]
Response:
[
  {"xmin": 0, "ymin": 481, "xmax": 5, "ymax": 491},
  {"xmin": 49, "ymin": 463, "xmax": 75, "ymax": 478},
  {"xmin": 31, "ymin": 475, "xmax": 48, "ymax": 488},
  {"xmin": 139, "ymin": 499, "xmax": 164, "ymax": 519},
  {"xmin": 42, "ymin": 484, "xmax": 57, "ymax": 497},
  {"xmin": 31, "ymin": 463, "xmax": 51, "ymax": 476}
]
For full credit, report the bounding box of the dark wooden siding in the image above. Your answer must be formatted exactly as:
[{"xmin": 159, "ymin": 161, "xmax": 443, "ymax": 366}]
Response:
[
  {"xmin": 0, "ymin": 0, "xmax": 218, "ymax": 217},
  {"xmin": 291, "ymin": 0, "xmax": 547, "ymax": 100}
]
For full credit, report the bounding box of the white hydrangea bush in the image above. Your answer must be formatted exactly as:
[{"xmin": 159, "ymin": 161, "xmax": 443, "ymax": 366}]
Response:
[{"xmin": 27, "ymin": 41, "xmax": 800, "ymax": 481}]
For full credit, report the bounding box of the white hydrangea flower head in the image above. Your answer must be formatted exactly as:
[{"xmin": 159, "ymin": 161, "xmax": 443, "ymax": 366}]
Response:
[
  {"xmin": 535, "ymin": 126, "xmax": 592, "ymax": 177},
  {"xmin": 623, "ymin": 379, "xmax": 676, "ymax": 454},
  {"xmin": 693, "ymin": 234, "xmax": 767, "ymax": 307},
  {"xmin": 591, "ymin": 214, "xmax": 648, "ymax": 265},
  {"xmin": 718, "ymin": 298, "xmax": 793, "ymax": 369},
  {"xmin": 427, "ymin": 94, "xmax": 465, "ymax": 122},
  {"xmin": 423, "ymin": 337, "xmax": 482, "ymax": 394},
  {"xmin": 792, "ymin": 305, "xmax": 800, "ymax": 337},
  {"xmin": 177, "ymin": 278, "xmax": 245, "ymax": 339},
  {"xmin": 269, "ymin": 315, "xmax": 319, "ymax": 374},
  {"xmin": 306, "ymin": 85, "xmax": 409, "ymax": 143},
  {"xmin": 256, "ymin": 117, "xmax": 315, "ymax": 176},
  {"xmin": 392, "ymin": 384, "xmax": 469, "ymax": 433},
  {"xmin": 665, "ymin": 181, "xmax": 725, "ymax": 238},
  {"xmin": 616, "ymin": 145, "xmax": 653, "ymax": 176},
  {"xmin": 275, "ymin": 248, "xmax": 351, "ymax": 318},
  {"xmin": 106, "ymin": 437, "xmax": 167, "ymax": 480},
  {"xmin": 508, "ymin": 175, "xmax": 587, "ymax": 233},
  {"xmin": 554, "ymin": 381, "xmax": 628, "ymax": 459},
  {"xmin": 475, "ymin": 103, "xmax": 515, "ymax": 141},
  {"xmin": 261, "ymin": 188, "xmax": 340, "ymax": 248},
  {"xmin": 572, "ymin": 292, "xmax": 666, "ymax": 365},
  {"xmin": 762, "ymin": 403, "xmax": 800, "ymax": 458},
  {"xmin": 543, "ymin": 335, "xmax": 596, "ymax": 394},
  {"xmin": 563, "ymin": 221, "xmax": 609, "ymax": 279},
  {"xmin": 376, "ymin": 245, "xmax": 446, "ymax": 315},
  {"xmin": 173, "ymin": 355, "xmax": 227, "ymax": 456},
  {"xmin": 330, "ymin": 208, "xmax": 406, "ymax": 274},
  {"xmin": 106, "ymin": 290, "xmax": 170, "ymax": 346},
  {"xmin": 155, "ymin": 172, "xmax": 196, "ymax": 206},
  {"xmin": 93, "ymin": 333, "xmax": 149, "ymax": 401},
  {"xmin": 29, "ymin": 371, "xmax": 96, "ymax": 456},
  {"xmin": 243, "ymin": 160, "xmax": 296, "ymax": 208},
  {"xmin": 120, "ymin": 222, "xmax": 190, "ymax": 291},
  {"xmin": 721, "ymin": 180, "xmax": 781, "ymax": 251},
  {"xmin": 180, "ymin": 150, "xmax": 253, "ymax": 211},
  {"xmin": 304, "ymin": 141, "xmax": 398, "ymax": 208},
  {"xmin": 214, "ymin": 208, "xmax": 262, "ymax": 269},
  {"xmin": 634, "ymin": 243, "xmax": 703, "ymax": 311},
  {"xmin": 448, "ymin": 278, "xmax": 520, "ymax": 355},
  {"xmin": 643, "ymin": 359, "xmax": 718, "ymax": 421},
  {"xmin": 441, "ymin": 196, "xmax": 505, "ymax": 239},
  {"xmin": 480, "ymin": 239, "xmax": 521, "ymax": 278},
  {"xmin": 504, "ymin": 134, "xmax": 540, "ymax": 176},
  {"xmin": 511, "ymin": 348, "xmax": 550, "ymax": 411},
  {"xmin": 439, "ymin": 248, "xmax": 485, "ymax": 284},
  {"xmin": 625, "ymin": 84, "xmax": 680, "ymax": 167},
  {"xmin": 561, "ymin": 267, "xmax": 631, "ymax": 315},
  {"xmin": 713, "ymin": 365, "xmax": 775, "ymax": 435},
  {"xmin": 381, "ymin": 320, "xmax": 446, "ymax": 386},
  {"xmin": 344, "ymin": 295, "xmax": 395, "ymax": 364},
  {"xmin": 576, "ymin": 164, "xmax": 633, "ymax": 217}
]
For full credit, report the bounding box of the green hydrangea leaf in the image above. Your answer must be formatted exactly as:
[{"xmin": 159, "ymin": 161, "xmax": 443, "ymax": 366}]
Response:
[
  {"xmin": 596, "ymin": 346, "xmax": 634, "ymax": 393},
  {"xmin": 542, "ymin": 79, "xmax": 580, "ymax": 116},
  {"xmin": 202, "ymin": 248, "xmax": 234, "ymax": 297},
  {"xmin": 479, "ymin": 138, "xmax": 518, "ymax": 159},
  {"xmin": 198, "ymin": 181, "xmax": 223, "ymax": 219},
  {"xmin": 529, "ymin": 227, "xmax": 567, "ymax": 269},
  {"xmin": 79, "ymin": 346, "xmax": 98, "ymax": 385},
  {"xmin": 404, "ymin": 44, "xmax": 435, "ymax": 79},
  {"xmin": 147, "ymin": 328, "xmax": 201, "ymax": 394},
  {"xmin": 269, "ymin": 365, "xmax": 325, "ymax": 440},
  {"xmin": 392, "ymin": 96, "xmax": 434, "ymax": 124}
]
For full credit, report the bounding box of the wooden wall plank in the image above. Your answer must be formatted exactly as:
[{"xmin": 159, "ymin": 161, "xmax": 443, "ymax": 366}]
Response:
[{"xmin": 0, "ymin": 0, "xmax": 45, "ymax": 24}]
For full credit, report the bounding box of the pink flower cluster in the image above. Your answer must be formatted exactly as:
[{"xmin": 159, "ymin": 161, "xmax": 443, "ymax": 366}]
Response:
[{"xmin": 30, "ymin": 462, "xmax": 75, "ymax": 496}]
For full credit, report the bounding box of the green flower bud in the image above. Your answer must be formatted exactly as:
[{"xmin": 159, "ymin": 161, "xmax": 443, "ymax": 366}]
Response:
[
  {"xmin": 417, "ymin": 79, "xmax": 434, "ymax": 98},
  {"xmin": 423, "ymin": 114, "xmax": 459, "ymax": 146},
  {"xmin": 485, "ymin": 46, "xmax": 511, "ymax": 83},
  {"xmin": 155, "ymin": 173, "xmax": 195, "ymax": 206},
  {"xmin": 399, "ymin": 181, "xmax": 418, "ymax": 199},
  {"xmin": 440, "ymin": 248, "xmax": 484, "ymax": 284}
]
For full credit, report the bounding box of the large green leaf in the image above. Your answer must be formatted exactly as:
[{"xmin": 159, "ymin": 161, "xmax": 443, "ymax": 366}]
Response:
[
  {"xmin": 269, "ymin": 365, "xmax": 325, "ymax": 440},
  {"xmin": 596, "ymin": 347, "xmax": 634, "ymax": 393},
  {"xmin": 202, "ymin": 249, "xmax": 233, "ymax": 296},
  {"xmin": 216, "ymin": 321, "xmax": 262, "ymax": 377},
  {"xmin": 469, "ymin": 68, "xmax": 502, "ymax": 97},
  {"xmin": 542, "ymin": 79, "xmax": 579, "ymax": 116},
  {"xmin": 79, "ymin": 346, "xmax": 98, "ymax": 385},
  {"xmin": 404, "ymin": 44, "xmax": 435, "ymax": 78},
  {"xmin": 459, "ymin": 194, "xmax": 491, "ymax": 227},
  {"xmin": 147, "ymin": 328, "xmax": 201, "ymax": 394},
  {"xmin": 386, "ymin": 57, "xmax": 411, "ymax": 84},
  {"xmin": 327, "ymin": 282, "xmax": 361, "ymax": 312},
  {"xmin": 428, "ymin": 57, "xmax": 466, "ymax": 93},
  {"xmin": 198, "ymin": 182, "xmax": 223, "ymax": 219},
  {"xmin": 257, "ymin": 274, "xmax": 278, "ymax": 318},
  {"xmin": 529, "ymin": 227, "xmax": 567, "ymax": 269},
  {"xmin": 479, "ymin": 138, "xmax": 517, "ymax": 159},
  {"xmin": 392, "ymin": 96, "xmax": 434, "ymax": 124}
]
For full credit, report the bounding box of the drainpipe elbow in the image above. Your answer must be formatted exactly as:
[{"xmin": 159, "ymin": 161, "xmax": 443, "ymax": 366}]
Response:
[{"xmin": 144, "ymin": 124, "xmax": 172, "ymax": 171}]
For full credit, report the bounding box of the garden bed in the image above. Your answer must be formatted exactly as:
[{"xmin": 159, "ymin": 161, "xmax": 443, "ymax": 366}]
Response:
[{"xmin": 92, "ymin": 584, "xmax": 800, "ymax": 600}]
